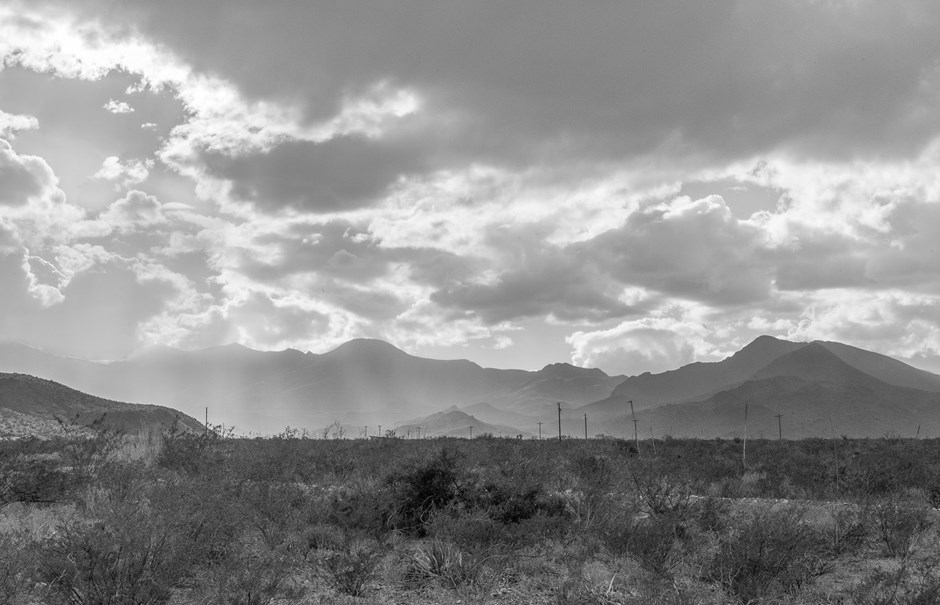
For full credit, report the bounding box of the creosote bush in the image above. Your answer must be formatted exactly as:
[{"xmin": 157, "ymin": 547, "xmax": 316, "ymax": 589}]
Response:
[
  {"xmin": 39, "ymin": 503, "xmax": 187, "ymax": 605},
  {"xmin": 873, "ymin": 496, "xmax": 934, "ymax": 558},
  {"xmin": 6, "ymin": 434, "xmax": 940, "ymax": 604},
  {"xmin": 0, "ymin": 531, "xmax": 35, "ymax": 605},
  {"xmin": 705, "ymin": 507, "xmax": 833, "ymax": 603}
]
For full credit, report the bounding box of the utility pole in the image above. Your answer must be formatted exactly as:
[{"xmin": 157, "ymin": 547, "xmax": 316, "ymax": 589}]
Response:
[
  {"xmin": 743, "ymin": 402, "xmax": 749, "ymax": 470},
  {"xmin": 378, "ymin": 425, "xmax": 382, "ymax": 438},
  {"xmin": 629, "ymin": 400, "xmax": 639, "ymax": 453},
  {"xmin": 469, "ymin": 425, "xmax": 473, "ymax": 439},
  {"xmin": 584, "ymin": 414, "xmax": 588, "ymax": 439},
  {"xmin": 775, "ymin": 414, "xmax": 783, "ymax": 441},
  {"xmin": 537, "ymin": 421, "xmax": 543, "ymax": 440},
  {"xmin": 205, "ymin": 407, "xmax": 208, "ymax": 438},
  {"xmin": 557, "ymin": 402, "xmax": 562, "ymax": 442}
]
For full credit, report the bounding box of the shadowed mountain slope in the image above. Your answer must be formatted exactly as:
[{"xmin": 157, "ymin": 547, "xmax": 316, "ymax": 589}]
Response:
[
  {"xmin": 0, "ymin": 373, "xmax": 203, "ymax": 438},
  {"xmin": 816, "ymin": 340, "xmax": 940, "ymax": 392},
  {"xmin": 580, "ymin": 335, "xmax": 807, "ymax": 416},
  {"xmin": 622, "ymin": 345, "xmax": 940, "ymax": 439}
]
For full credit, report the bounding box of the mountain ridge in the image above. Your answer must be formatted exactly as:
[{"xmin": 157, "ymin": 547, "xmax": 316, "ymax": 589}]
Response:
[{"xmin": 3, "ymin": 335, "xmax": 940, "ymax": 438}]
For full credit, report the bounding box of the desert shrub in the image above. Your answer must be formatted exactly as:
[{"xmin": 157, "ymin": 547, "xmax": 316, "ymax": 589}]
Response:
[
  {"xmin": 237, "ymin": 481, "xmax": 308, "ymax": 550},
  {"xmin": 688, "ymin": 496, "xmax": 729, "ymax": 534},
  {"xmin": 322, "ymin": 480, "xmax": 395, "ymax": 538},
  {"xmin": 819, "ymin": 504, "xmax": 870, "ymax": 558},
  {"xmin": 0, "ymin": 531, "xmax": 36, "ymax": 605},
  {"xmin": 873, "ymin": 497, "xmax": 933, "ymax": 558},
  {"xmin": 0, "ymin": 456, "xmax": 74, "ymax": 505},
  {"xmin": 602, "ymin": 512, "xmax": 683, "ymax": 576},
  {"xmin": 302, "ymin": 523, "xmax": 346, "ymax": 552},
  {"xmin": 156, "ymin": 421, "xmax": 230, "ymax": 476},
  {"xmin": 206, "ymin": 545, "xmax": 297, "ymax": 605},
  {"xmin": 387, "ymin": 449, "xmax": 462, "ymax": 534},
  {"xmin": 38, "ymin": 503, "xmax": 187, "ymax": 605},
  {"xmin": 705, "ymin": 507, "xmax": 830, "ymax": 603},
  {"xmin": 632, "ymin": 467, "xmax": 695, "ymax": 527},
  {"xmin": 148, "ymin": 476, "xmax": 244, "ymax": 568},
  {"xmin": 425, "ymin": 508, "xmax": 506, "ymax": 549},
  {"xmin": 458, "ymin": 464, "xmax": 567, "ymax": 528},
  {"xmin": 405, "ymin": 539, "xmax": 506, "ymax": 599},
  {"xmin": 241, "ymin": 428, "xmax": 319, "ymax": 483},
  {"xmin": 317, "ymin": 534, "xmax": 385, "ymax": 597},
  {"xmin": 852, "ymin": 555, "xmax": 940, "ymax": 605}
]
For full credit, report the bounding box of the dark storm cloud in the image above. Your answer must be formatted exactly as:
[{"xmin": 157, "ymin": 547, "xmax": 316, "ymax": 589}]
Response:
[
  {"xmin": 772, "ymin": 232, "xmax": 872, "ymax": 291},
  {"xmin": 428, "ymin": 224, "xmax": 636, "ymax": 325},
  {"xmin": 583, "ymin": 196, "xmax": 773, "ymax": 306},
  {"xmin": 201, "ymin": 136, "xmax": 427, "ymax": 212},
  {"xmin": 238, "ymin": 220, "xmax": 477, "ymax": 289},
  {"xmin": 430, "ymin": 266, "xmax": 636, "ymax": 325},
  {"xmin": 50, "ymin": 0, "xmax": 940, "ymax": 173}
]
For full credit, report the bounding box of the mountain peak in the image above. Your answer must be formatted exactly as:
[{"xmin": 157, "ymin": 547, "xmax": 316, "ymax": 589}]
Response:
[
  {"xmin": 734, "ymin": 335, "xmax": 797, "ymax": 357},
  {"xmin": 538, "ymin": 362, "xmax": 607, "ymax": 378},
  {"xmin": 327, "ymin": 338, "xmax": 409, "ymax": 357},
  {"xmin": 750, "ymin": 342, "xmax": 878, "ymax": 386}
]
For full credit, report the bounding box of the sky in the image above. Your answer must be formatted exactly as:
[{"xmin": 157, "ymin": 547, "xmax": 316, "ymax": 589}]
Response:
[{"xmin": 2, "ymin": 1, "xmax": 940, "ymax": 376}]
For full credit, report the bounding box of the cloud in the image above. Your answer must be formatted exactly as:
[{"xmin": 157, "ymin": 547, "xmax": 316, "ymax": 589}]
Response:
[
  {"xmin": 0, "ymin": 109, "xmax": 39, "ymax": 138},
  {"xmin": 201, "ymin": 135, "xmax": 426, "ymax": 212},
  {"xmin": 0, "ymin": 250, "xmax": 183, "ymax": 359},
  {"xmin": 103, "ymin": 98, "xmax": 134, "ymax": 114},
  {"xmin": 572, "ymin": 195, "xmax": 771, "ymax": 306},
  {"xmin": 36, "ymin": 1, "xmax": 940, "ymax": 167},
  {"xmin": 567, "ymin": 314, "xmax": 716, "ymax": 376},
  {"xmin": 0, "ymin": 139, "xmax": 59, "ymax": 206},
  {"xmin": 92, "ymin": 156, "xmax": 153, "ymax": 188},
  {"xmin": 788, "ymin": 289, "xmax": 940, "ymax": 369},
  {"xmin": 97, "ymin": 190, "xmax": 167, "ymax": 230},
  {"xmin": 4, "ymin": 1, "xmax": 940, "ymax": 376},
  {"xmin": 428, "ymin": 224, "xmax": 635, "ymax": 324}
]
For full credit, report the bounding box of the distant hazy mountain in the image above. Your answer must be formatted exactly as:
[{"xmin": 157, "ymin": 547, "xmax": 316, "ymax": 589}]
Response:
[
  {"xmin": 0, "ymin": 339, "xmax": 620, "ymax": 434},
  {"xmin": 459, "ymin": 402, "xmax": 541, "ymax": 430},
  {"xmin": 5, "ymin": 335, "xmax": 939, "ymax": 438},
  {"xmin": 396, "ymin": 407, "xmax": 532, "ymax": 438},
  {"xmin": 0, "ymin": 373, "xmax": 203, "ymax": 438},
  {"xmin": 485, "ymin": 362, "xmax": 625, "ymax": 414},
  {"xmin": 601, "ymin": 343, "xmax": 940, "ymax": 439}
]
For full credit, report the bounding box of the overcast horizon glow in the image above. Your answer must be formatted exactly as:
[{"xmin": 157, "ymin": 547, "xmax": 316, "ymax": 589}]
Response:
[{"xmin": 3, "ymin": 1, "xmax": 940, "ymax": 376}]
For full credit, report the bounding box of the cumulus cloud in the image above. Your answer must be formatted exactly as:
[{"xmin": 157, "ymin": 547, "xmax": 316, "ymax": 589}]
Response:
[
  {"xmin": 567, "ymin": 314, "xmax": 716, "ymax": 376},
  {"xmin": 103, "ymin": 98, "xmax": 134, "ymax": 114},
  {"xmin": 0, "ymin": 109, "xmax": 39, "ymax": 138},
  {"xmin": 93, "ymin": 156, "xmax": 153, "ymax": 188},
  {"xmin": 0, "ymin": 139, "xmax": 59, "ymax": 206},
  {"xmin": 97, "ymin": 190, "xmax": 167, "ymax": 230}
]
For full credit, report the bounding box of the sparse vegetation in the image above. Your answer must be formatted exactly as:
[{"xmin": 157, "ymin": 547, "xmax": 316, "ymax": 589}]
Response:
[{"xmin": 3, "ymin": 431, "xmax": 940, "ymax": 603}]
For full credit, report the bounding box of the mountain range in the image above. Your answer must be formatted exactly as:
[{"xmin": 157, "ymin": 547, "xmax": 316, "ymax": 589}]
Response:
[
  {"xmin": 1, "ymin": 335, "xmax": 939, "ymax": 439},
  {"xmin": 0, "ymin": 339, "xmax": 623, "ymax": 435}
]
